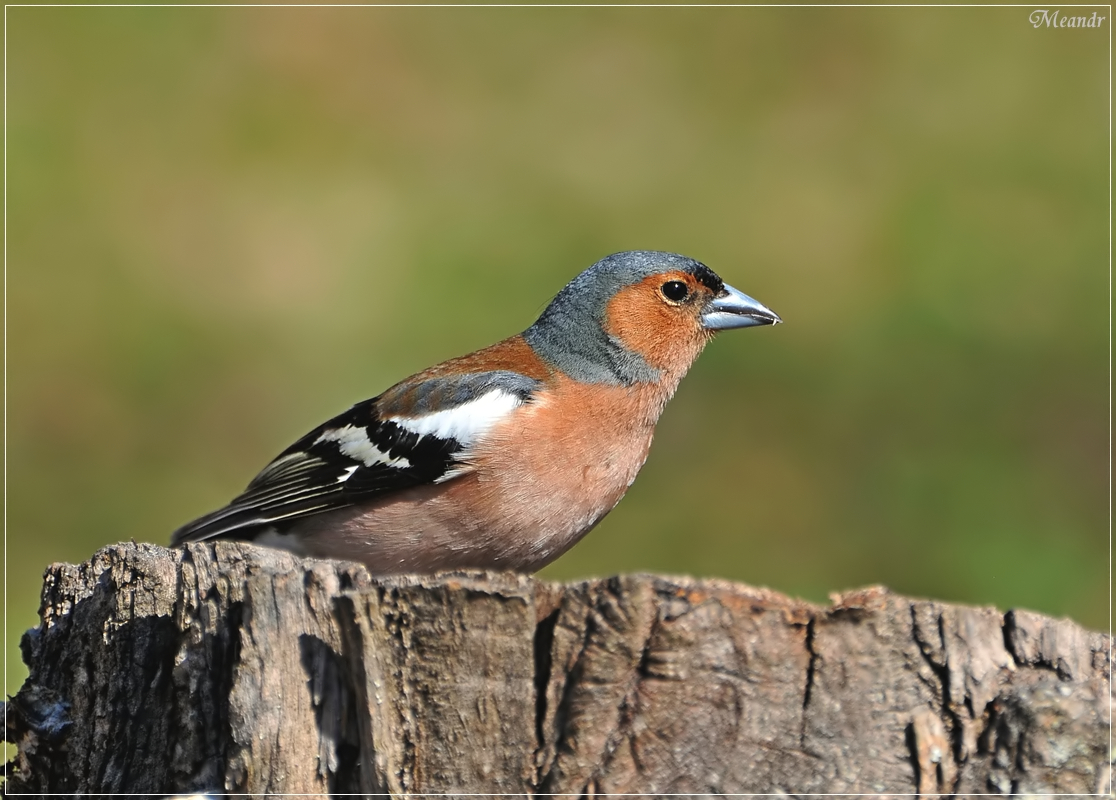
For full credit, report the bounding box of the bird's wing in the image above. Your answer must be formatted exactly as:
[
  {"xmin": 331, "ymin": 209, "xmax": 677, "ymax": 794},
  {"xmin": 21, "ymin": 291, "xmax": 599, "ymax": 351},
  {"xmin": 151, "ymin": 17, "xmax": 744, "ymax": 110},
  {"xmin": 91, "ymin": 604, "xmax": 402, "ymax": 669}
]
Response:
[{"xmin": 171, "ymin": 370, "xmax": 540, "ymax": 543}]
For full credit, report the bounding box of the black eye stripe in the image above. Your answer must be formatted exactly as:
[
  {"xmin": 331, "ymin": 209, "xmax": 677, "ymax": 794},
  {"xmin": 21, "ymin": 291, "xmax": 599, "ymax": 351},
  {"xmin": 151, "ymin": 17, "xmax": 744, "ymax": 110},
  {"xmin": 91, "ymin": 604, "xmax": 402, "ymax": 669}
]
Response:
[{"xmin": 661, "ymin": 280, "xmax": 689, "ymax": 302}]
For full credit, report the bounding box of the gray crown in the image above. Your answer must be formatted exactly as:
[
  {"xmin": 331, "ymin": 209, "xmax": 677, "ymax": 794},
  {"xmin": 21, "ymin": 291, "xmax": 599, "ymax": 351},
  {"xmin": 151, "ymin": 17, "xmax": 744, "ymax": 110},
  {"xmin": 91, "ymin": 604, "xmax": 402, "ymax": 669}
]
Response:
[{"xmin": 523, "ymin": 250, "xmax": 721, "ymax": 386}]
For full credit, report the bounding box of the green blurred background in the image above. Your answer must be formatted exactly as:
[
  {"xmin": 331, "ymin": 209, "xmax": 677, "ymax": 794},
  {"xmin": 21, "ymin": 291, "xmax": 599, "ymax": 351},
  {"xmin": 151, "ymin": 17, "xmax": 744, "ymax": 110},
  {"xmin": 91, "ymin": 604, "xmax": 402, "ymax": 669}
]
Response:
[{"xmin": 4, "ymin": 6, "xmax": 1109, "ymax": 699}]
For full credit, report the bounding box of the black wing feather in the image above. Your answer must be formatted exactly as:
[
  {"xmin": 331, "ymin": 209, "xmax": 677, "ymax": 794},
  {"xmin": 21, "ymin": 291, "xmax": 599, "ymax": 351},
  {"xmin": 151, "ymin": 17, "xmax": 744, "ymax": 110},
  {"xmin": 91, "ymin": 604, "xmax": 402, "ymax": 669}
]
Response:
[
  {"xmin": 171, "ymin": 370, "xmax": 540, "ymax": 545},
  {"xmin": 171, "ymin": 397, "xmax": 463, "ymax": 543}
]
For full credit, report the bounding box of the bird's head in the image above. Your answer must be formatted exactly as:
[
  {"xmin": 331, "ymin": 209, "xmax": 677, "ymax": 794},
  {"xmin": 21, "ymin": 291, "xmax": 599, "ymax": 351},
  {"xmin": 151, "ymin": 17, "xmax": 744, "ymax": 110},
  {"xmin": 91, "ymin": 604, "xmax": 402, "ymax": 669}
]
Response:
[{"xmin": 523, "ymin": 250, "xmax": 780, "ymax": 387}]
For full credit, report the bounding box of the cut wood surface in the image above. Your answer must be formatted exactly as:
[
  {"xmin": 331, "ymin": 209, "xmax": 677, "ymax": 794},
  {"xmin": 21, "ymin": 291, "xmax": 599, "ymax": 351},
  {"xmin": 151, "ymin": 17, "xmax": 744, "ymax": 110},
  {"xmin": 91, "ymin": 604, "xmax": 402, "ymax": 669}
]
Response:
[{"xmin": 3, "ymin": 541, "xmax": 1111, "ymax": 796}]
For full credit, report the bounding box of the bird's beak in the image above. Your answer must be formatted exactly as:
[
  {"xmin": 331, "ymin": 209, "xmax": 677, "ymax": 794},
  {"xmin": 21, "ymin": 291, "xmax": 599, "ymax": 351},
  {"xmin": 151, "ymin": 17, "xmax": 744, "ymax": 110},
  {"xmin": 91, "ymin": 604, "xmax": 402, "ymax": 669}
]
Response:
[{"xmin": 701, "ymin": 283, "xmax": 782, "ymax": 330}]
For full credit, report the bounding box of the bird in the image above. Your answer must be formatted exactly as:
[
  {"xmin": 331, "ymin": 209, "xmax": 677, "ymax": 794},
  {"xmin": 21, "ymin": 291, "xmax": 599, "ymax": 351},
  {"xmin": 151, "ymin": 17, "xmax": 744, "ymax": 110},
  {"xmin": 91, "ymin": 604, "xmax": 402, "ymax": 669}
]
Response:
[{"xmin": 171, "ymin": 250, "xmax": 780, "ymax": 574}]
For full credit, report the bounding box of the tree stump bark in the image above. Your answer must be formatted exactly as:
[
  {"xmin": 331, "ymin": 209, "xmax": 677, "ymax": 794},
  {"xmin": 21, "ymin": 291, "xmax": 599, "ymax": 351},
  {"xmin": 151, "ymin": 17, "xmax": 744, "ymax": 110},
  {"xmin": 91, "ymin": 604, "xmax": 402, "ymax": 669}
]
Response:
[{"xmin": 3, "ymin": 541, "xmax": 1111, "ymax": 796}]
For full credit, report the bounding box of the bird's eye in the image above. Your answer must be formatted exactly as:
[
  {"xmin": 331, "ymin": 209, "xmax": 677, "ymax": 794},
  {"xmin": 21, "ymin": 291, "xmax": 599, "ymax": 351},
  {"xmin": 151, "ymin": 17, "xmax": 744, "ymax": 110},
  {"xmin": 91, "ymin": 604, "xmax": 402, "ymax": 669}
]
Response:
[{"xmin": 661, "ymin": 281, "xmax": 689, "ymax": 303}]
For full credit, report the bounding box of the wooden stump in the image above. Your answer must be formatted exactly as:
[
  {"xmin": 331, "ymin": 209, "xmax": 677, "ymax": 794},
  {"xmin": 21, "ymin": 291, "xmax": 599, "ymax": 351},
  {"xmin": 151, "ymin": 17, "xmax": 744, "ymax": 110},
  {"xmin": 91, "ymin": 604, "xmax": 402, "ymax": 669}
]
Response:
[{"xmin": 3, "ymin": 541, "xmax": 1111, "ymax": 796}]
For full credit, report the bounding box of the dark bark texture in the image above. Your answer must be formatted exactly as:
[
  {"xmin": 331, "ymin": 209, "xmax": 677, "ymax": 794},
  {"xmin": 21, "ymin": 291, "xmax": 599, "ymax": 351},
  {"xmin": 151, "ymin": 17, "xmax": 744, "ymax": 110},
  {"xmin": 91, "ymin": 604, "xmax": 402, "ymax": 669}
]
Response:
[{"xmin": 3, "ymin": 541, "xmax": 1111, "ymax": 796}]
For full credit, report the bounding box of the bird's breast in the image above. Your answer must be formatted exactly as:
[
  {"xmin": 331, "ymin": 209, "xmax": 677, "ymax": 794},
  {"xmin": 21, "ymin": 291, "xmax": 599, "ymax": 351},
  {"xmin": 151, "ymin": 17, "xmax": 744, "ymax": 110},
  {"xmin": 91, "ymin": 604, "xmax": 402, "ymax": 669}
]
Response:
[{"xmin": 461, "ymin": 376, "xmax": 666, "ymax": 562}]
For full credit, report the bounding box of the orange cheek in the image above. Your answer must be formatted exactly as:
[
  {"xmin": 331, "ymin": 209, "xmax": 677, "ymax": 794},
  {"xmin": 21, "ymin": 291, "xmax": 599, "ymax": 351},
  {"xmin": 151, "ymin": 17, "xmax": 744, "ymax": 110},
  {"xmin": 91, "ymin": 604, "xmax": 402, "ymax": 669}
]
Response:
[{"xmin": 604, "ymin": 280, "xmax": 707, "ymax": 372}]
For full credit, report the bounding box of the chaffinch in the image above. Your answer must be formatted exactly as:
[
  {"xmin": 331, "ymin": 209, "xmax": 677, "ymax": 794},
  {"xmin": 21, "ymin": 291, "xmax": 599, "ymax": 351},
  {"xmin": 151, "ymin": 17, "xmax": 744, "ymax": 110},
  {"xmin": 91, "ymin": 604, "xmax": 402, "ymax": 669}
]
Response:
[{"xmin": 172, "ymin": 250, "xmax": 780, "ymax": 574}]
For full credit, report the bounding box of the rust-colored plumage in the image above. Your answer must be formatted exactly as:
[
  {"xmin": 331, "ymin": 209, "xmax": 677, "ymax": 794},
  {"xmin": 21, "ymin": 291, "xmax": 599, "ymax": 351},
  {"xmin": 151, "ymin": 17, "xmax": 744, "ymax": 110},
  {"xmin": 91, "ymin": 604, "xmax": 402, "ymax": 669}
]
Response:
[{"xmin": 172, "ymin": 250, "xmax": 780, "ymax": 574}]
